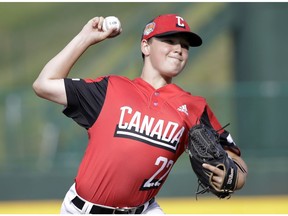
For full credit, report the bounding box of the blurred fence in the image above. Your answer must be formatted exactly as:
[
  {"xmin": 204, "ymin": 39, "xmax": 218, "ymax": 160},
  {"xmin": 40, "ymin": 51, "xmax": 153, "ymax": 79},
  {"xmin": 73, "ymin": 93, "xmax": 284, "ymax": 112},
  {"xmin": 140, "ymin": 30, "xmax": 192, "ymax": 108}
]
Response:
[{"xmin": 0, "ymin": 2, "xmax": 288, "ymax": 200}]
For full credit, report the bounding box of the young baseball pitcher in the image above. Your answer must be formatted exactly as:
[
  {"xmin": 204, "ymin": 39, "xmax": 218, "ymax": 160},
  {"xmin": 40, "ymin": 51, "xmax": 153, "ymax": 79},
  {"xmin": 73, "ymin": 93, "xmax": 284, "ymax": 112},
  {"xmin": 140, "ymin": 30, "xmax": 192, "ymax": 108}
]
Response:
[{"xmin": 33, "ymin": 14, "xmax": 247, "ymax": 214}]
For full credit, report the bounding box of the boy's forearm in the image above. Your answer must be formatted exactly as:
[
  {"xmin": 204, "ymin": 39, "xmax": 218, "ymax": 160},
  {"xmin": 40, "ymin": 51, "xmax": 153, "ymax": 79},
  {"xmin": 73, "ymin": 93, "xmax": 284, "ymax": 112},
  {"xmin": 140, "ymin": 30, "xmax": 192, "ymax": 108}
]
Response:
[{"xmin": 38, "ymin": 34, "xmax": 90, "ymax": 81}]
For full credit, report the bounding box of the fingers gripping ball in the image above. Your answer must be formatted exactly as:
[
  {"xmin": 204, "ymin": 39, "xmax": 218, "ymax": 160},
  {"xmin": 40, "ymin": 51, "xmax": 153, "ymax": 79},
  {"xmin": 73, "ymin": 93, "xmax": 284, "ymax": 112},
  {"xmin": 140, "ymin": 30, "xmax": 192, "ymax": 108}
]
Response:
[
  {"xmin": 187, "ymin": 123, "xmax": 238, "ymax": 199},
  {"xmin": 102, "ymin": 16, "xmax": 121, "ymax": 36}
]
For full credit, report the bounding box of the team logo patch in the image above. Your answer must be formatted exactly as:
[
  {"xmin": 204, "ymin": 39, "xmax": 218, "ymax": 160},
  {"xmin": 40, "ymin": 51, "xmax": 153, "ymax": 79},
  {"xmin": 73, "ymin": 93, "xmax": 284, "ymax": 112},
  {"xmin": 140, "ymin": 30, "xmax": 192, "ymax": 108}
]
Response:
[{"xmin": 143, "ymin": 22, "xmax": 156, "ymax": 36}]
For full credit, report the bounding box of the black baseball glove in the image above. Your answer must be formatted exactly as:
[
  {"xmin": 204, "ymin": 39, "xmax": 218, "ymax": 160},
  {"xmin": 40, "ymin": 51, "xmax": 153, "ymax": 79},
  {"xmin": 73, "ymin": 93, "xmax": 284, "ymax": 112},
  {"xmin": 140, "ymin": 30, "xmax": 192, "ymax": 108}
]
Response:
[{"xmin": 187, "ymin": 123, "xmax": 238, "ymax": 199}]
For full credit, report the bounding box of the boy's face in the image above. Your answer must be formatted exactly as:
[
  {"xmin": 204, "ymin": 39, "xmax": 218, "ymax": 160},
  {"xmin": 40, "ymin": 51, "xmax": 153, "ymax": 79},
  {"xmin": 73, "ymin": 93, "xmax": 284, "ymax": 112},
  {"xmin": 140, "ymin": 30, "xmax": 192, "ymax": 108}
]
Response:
[{"xmin": 144, "ymin": 35, "xmax": 190, "ymax": 78}]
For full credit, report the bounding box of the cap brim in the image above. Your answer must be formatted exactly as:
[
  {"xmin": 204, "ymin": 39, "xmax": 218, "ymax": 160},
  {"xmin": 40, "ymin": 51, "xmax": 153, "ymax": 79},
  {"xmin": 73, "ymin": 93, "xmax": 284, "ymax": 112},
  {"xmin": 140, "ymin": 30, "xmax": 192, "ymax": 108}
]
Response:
[{"xmin": 155, "ymin": 31, "xmax": 202, "ymax": 47}]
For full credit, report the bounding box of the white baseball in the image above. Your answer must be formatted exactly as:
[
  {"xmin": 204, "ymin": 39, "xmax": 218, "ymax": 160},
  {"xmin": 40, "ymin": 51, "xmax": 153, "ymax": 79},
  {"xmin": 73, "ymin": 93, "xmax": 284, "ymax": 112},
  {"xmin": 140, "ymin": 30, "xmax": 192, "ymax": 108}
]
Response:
[{"xmin": 102, "ymin": 16, "xmax": 121, "ymax": 35}]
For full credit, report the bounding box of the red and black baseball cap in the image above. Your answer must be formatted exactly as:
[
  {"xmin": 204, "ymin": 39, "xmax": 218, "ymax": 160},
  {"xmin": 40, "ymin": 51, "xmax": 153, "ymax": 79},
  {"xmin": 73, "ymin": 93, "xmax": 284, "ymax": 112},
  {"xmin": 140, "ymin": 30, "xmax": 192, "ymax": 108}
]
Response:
[{"xmin": 142, "ymin": 14, "xmax": 202, "ymax": 47}]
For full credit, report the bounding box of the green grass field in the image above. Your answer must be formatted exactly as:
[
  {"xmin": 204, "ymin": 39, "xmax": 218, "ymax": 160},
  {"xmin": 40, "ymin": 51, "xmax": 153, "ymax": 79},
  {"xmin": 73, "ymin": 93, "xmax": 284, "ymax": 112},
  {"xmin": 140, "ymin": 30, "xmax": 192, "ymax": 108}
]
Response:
[{"xmin": 0, "ymin": 196, "xmax": 287, "ymax": 214}]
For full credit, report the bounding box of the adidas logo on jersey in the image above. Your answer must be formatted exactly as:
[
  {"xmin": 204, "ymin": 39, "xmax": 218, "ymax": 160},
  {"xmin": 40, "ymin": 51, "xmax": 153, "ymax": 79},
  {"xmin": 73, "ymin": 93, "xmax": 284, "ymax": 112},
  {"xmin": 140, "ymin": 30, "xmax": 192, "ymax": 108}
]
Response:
[{"xmin": 177, "ymin": 104, "xmax": 188, "ymax": 116}]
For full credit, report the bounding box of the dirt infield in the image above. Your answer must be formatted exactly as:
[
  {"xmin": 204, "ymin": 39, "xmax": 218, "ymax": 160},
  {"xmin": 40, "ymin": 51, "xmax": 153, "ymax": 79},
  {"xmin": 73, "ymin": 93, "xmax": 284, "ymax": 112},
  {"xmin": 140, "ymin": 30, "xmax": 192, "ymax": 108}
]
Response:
[{"xmin": 0, "ymin": 195, "xmax": 287, "ymax": 214}]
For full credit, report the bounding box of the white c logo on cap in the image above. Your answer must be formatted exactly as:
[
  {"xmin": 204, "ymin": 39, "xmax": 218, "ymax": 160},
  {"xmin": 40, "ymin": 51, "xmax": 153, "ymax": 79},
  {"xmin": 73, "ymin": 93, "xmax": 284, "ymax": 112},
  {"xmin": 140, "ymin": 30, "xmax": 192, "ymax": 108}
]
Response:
[{"xmin": 176, "ymin": 16, "xmax": 185, "ymax": 28}]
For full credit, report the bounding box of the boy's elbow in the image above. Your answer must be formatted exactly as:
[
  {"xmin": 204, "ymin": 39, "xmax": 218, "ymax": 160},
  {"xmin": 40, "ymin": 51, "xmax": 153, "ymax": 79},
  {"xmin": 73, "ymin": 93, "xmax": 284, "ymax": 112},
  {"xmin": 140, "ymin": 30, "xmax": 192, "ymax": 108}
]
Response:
[
  {"xmin": 32, "ymin": 78, "xmax": 66, "ymax": 105},
  {"xmin": 32, "ymin": 79, "xmax": 42, "ymax": 97},
  {"xmin": 32, "ymin": 78, "xmax": 48, "ymax": 99}
]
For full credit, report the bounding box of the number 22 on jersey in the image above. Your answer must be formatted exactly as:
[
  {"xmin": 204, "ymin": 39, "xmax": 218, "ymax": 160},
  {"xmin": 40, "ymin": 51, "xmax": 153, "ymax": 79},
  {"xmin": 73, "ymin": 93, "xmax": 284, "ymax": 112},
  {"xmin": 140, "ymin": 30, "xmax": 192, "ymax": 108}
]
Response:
[{"xmin": 140, "ymin": 156, "xmax": 174, "ymax": 190}]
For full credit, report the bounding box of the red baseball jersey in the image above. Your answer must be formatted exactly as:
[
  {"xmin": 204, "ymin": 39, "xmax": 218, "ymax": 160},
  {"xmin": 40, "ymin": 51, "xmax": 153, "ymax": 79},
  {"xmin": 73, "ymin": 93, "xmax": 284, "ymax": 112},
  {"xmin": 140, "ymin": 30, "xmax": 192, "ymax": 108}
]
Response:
[{"xmin": 63, "ymin": 75, "xmax": 239, "ymax": 207}]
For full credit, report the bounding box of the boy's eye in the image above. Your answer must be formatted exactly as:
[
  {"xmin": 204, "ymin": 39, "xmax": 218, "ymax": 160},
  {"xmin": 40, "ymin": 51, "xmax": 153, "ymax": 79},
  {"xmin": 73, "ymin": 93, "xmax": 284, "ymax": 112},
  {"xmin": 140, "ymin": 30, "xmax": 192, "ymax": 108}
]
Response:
[
  {"xmin": 182, "ymin": 44, "xmax": 189, "ymax": 50},
  {"xmin": 160, "ymin": 38, "xmax": 189, "ymax": 50},
  {"xmin": 163, "ymin": 39, "xmax": 174, "ymax": 44}
]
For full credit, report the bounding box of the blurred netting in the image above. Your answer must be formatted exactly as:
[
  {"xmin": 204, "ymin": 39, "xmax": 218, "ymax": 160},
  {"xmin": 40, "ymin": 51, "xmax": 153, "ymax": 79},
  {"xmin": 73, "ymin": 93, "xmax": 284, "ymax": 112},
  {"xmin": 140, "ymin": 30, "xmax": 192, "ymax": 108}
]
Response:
[{"xmin": 0, "ymin": 2, "xmax": 288, "ymax": 200}]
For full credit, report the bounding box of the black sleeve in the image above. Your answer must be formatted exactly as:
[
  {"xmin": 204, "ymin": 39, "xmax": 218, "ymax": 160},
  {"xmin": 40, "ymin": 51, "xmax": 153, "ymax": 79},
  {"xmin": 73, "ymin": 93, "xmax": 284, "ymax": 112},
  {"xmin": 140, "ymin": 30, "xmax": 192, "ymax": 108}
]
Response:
[
  {"xmin": 219, "ymin": 130, "xmax": 241, "ymax": 156},
  {"xmin": 63, "ymin": 77, "xmax": 109, "ymax": 129},
  {"xmin": 200, "ymin": 107, "xmax": 241, "ymax": 156}
]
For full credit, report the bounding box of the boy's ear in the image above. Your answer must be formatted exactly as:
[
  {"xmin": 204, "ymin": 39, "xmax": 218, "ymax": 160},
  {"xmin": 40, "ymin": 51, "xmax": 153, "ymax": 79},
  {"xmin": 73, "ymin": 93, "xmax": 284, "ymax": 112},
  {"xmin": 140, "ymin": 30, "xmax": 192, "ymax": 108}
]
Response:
[{"xmin": 141, "ymin": 39, "xmax": 150, "ymax": 57}]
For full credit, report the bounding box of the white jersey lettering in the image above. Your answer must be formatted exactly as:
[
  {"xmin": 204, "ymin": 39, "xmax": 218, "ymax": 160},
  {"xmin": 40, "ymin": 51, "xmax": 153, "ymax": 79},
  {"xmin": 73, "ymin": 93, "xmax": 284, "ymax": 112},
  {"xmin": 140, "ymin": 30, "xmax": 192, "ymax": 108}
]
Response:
[
  {"xmin": 162, "ymin": 122, "xmax": 179, "ymax": 142},
  {"xmin": 118, "ymin": 106, "xmax": 132, "ymax": 129},
  {"xmin": 140, "ymin": 115, "xmax": 155, "ymax": 135},
  {"xmin": 127, "ymin": 111, "xmax": 141, "ymax": 132},
  {"xmin": 150, "ymin": 120, "xmax": 164, "ymax": 140},
  {"xmin": 115, "ymin": 106, "xmax": 185, "ymax": 152}
]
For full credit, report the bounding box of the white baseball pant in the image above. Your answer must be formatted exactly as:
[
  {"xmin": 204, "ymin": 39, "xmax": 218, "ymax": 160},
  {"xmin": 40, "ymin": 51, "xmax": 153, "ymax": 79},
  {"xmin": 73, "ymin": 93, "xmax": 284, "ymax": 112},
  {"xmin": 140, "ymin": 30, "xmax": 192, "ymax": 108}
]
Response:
[{"xmin": 60, "ymin": 183, "xmax": 164, "ymax": 214}]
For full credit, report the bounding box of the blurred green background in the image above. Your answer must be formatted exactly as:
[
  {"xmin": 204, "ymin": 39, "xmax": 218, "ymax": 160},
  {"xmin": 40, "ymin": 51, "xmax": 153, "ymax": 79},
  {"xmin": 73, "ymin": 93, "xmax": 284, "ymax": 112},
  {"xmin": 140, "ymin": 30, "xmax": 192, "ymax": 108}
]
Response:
[{"xmin": 1, "ymin": 2, "xmax": 288, "ymax": 201}]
